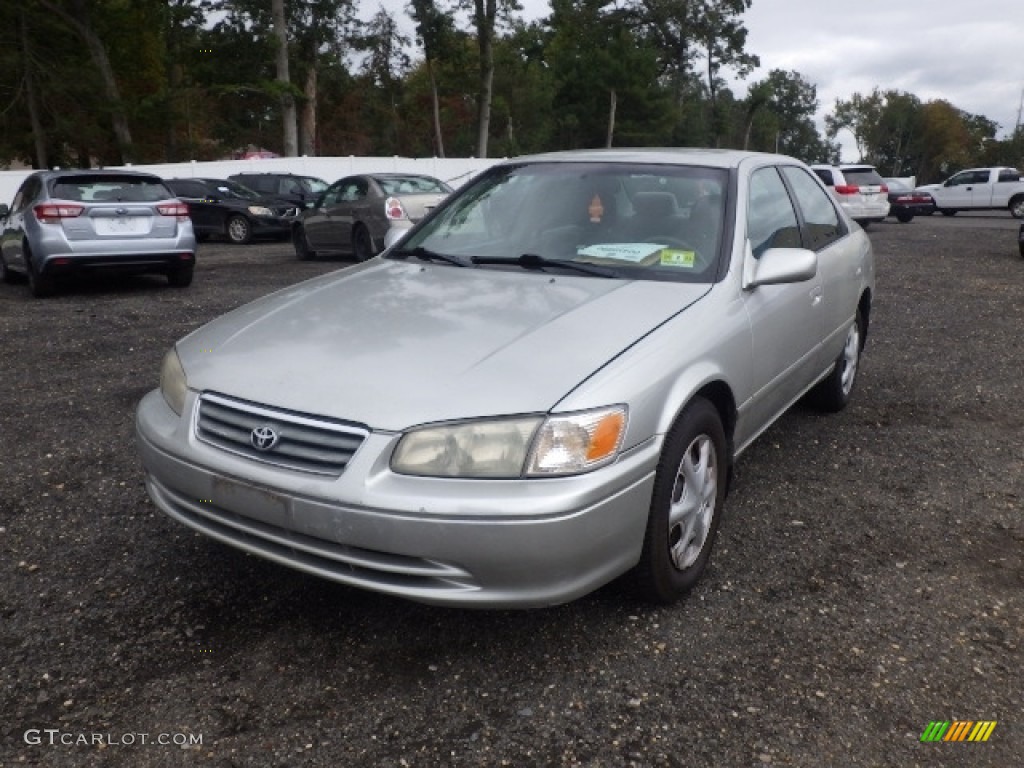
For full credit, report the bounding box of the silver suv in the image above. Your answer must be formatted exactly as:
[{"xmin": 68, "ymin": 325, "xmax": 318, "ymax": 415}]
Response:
[
  {"xmin": 0, "ymin": 169, "xmax": 196, "ymax": 297},
  {"xmin": 811, "ymin": 164, "xmax": 890, "ymax": 227}
]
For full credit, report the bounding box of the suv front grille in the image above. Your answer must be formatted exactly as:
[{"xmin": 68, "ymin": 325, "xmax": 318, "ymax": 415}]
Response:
[{"xmin": 196, "ymin": 393, "xmax": 367, "ymax": 475}]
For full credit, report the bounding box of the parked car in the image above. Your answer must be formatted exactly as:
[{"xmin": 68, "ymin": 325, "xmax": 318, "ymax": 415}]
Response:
[
  {"xmin": 884, "ymin": 179, "xmax": 935, "ymax": 222},
  {"xmin": 811, "ymin": 164, "xmax": 890, "ymax": 227},
  {"xmin": 0, "ymin": 169, "xmax": 195, "ymax": 297},
  {"xmin": 291, "ymin": 173, "xmax": 452, "ymax": 261},
  {"xmin": 136, "ymin": 148, "xmax": 874, "ymax": 608},
  {"xmin": 227, "ymin": 172, "xmax": 328, "ymax": 209},
  {"xmin": 917, "ymin": 167, "xmax": 1024, "ymax": 218},
  {"xmin": 164, "ymin": 178, "xmax": 298, "ymax": 244}
]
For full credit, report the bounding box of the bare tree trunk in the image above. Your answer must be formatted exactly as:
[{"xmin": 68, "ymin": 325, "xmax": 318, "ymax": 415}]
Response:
[
  {"xmin": 38, "ymin": 0, "xmax": 133, "ymax": 163},
  {"xmin": 272, "ymin": 0, "xmax": 298, "ymax": 157},
  {"xmin": 21, "ymin": 12, "xmax": 48, "ymax": 168},
  {"xmin": 473, "ymin": 0, "xmax": 495, "ymax": 158},
  {"xmin": 606, "ymin": 89, "xmax": 617, "ymax": 148},
  {"xmin": 427, "ymin": 59, "xmax": 444, "ymax": 158},
  {"xmin": 299, "ymin": 66, "xmax": 317, "ymax": 155}
]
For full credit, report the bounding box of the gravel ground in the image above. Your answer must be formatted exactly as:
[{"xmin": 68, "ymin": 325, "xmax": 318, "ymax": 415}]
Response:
[{"xmin": 1, "ymin": 215, "xmax": 1021, "ymax": 767}]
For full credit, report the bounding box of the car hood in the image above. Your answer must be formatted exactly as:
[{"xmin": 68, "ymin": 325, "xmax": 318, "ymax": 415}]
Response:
[{"xmin": 177, "ymin": 260, "xmax": 710, "ymax": 430}]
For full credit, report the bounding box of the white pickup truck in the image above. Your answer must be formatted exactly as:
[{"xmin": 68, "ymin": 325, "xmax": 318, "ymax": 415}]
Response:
[{"xmin": 919, "ymin": 167, "xmax": 1024, "ymax": 218}]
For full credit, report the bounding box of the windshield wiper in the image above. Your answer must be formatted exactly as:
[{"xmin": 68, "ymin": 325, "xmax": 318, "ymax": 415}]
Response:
[
  {"xmin": 391, "ymin": 246, "xmax": 472, "ymax": 268},
  {"xmin": 470, "ymin": 253, "xmax": 620, "ymax": 278}
]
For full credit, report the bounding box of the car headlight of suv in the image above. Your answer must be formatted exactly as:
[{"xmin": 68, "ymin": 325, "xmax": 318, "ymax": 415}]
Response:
[
  {"xmin": 247, "ymin": 205, "xmax": 273, "ymax": 216},
  {"xmin": 159, "ymin": 347, "xmax": 188, "ymax": 415},
  {"xmin": 391, "ymin": 406, "xmax": 628, "ymax": 478}
]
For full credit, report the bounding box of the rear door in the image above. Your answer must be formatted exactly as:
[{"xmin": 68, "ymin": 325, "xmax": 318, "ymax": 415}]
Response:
[{"xmin": 1, "ymin": 176, "xmax": 42, "ymax": 270}]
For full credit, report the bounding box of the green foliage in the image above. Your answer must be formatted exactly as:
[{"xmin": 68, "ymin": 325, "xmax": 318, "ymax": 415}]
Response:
[{"xmin": 0, "ymin": 0, "xmax": 1011, "ymax": 172}]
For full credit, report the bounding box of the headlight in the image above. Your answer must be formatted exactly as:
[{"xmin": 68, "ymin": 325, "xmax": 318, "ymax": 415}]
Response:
[
  {"xmin": 247, "ymin": 205, "xmax": 272, "ymax": 216},
  {"xmin": 159, "ymin": 347, "xmax": 187, "ymax": 415},
  {"xmin": 392, "ymin": 417, "xmax": 542, "ymax": 477},
  {"xmin": 391, "ymin": 406, "xmax": 628, "ymax": 479}
]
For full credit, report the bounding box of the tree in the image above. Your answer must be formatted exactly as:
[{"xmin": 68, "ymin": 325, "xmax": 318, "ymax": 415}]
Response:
[
  {"xmin": 743, "ymin": 69, "xmax": 831, "ymax": 162},
  {"xmin": 410, "ymin": 0, "xmax": 458, "ymax": 157}
]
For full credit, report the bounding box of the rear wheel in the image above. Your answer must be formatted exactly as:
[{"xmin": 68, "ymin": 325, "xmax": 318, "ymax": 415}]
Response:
[
  {"xmin": 940, "ymin": 209, "xmax": 957, "ymax": 217},
  {"xmin": 1009, "ymin": 196, "xmax": 1024, "ymax": 219},
  {"xmin": 810, "ymin": 309, "xmax": 864, "ymax": 412},
  {"xmin": 167, "ymin": 266, "xmax": 194, "ymax": 287},
  {"xmin": 226, "ymin": 215, "xmax": 252, "ymax": 244},
  {"xmin": 26, "ymin": 249, "xmax": 55, "ymax": 298},
  {"xmin": 293, "ymin": 226, "xmax": 316, "ymax": 260},
  {"xmin": 353, "ymin": 224, "xmax": 375, "ymax": 262},
  {"xmin": 896, "ymin": 210, "xmax": 914, "ymax": 223},
  {"xmin": 0, "ymin": 252, "xmax": 16, "ymax": 284},
  {"xmin": 638, "ymin": 397, "xmax": 727, "ymax": 603}
]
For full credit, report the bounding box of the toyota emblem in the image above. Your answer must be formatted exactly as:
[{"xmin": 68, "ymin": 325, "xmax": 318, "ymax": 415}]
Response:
[{"xmin": 250, "ymin": 425, "xmax": 279, "ymax": 451}]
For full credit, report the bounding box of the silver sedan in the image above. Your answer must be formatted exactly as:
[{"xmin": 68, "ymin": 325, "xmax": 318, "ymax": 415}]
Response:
[{"xmin": 136, "ymin": 149, "xmax": 874, "ymax": 608}]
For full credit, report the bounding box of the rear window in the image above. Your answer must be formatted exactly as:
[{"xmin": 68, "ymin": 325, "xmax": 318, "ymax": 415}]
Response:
[
  {"xmin": 375, "ymin": 176, "xmax": 452, "ymax": 195},
  {"xmin": 840, "ymin": 168, "xmax": 885, "ymax": 187},
  {"xmin": 50, "ymin": 175, "xmax": 171, "ymax": 203}
]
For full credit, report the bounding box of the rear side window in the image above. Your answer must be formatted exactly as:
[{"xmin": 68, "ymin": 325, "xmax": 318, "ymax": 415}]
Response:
[
  {"xmin": 840, "ymin": 168, "xmax": 884, "ymax": 187},
  {"xmin": 812, "ymin": 169, "xmax": 835, "ymax": 187},
  {"xmin": 50, "ymin": 175, "xmax": 171, "ymax": 203},
  {"xmin": 781, "ymin": 167, "xmax": 843, "ymax": 251},
  {"xmin": 997, "ymin": 169, "xmax": 1021, "ymax": 183}
]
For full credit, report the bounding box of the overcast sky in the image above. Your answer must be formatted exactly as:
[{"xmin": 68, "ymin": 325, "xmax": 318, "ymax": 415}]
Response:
[
  {"xmin": 731, "ymin": 0, "xmax": 1024, "ymax": 158},
  {"xmin": 381, "ymin": 0, "xmax": 1024, "ymax": 161}
]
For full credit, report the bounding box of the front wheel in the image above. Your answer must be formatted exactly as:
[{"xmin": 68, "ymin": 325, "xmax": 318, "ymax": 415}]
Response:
[
  {"xmin": 1009, "ymin": 196, "xmax": 1024, "ymax": 219},
  {"xmin": 940, "ymin": 208, "xmax": 957, "ymax": 217},
  {"xmin": 810, "ymin": 309, "xmax": 864, "ymax": 412},
  {"xmin": 226, "ymin": 215, "xmax": 252, "ymax": 244},
  {"xmin": 637, "ymin": 397, "xmax": 728, "ymax": 603}
]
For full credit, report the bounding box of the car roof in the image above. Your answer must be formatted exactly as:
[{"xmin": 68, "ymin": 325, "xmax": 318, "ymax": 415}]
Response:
[
  {"xmin": 37, "ymin": 168, "xmax": 163, "ymax": 181},
  {"xmin": 504, "ymin": 148, "xmax": 795, "ymax": 170}
]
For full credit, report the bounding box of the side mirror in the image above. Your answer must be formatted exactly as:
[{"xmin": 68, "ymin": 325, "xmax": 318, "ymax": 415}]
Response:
[{"xmin": 743, "ymin": 246, "xmax": 817, "ymax": 290}]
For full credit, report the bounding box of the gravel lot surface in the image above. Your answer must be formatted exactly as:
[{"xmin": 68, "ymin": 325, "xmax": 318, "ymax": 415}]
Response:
[{"xmin": 1, "ymin": 214, "xmax": 1021, "ymax": 767}]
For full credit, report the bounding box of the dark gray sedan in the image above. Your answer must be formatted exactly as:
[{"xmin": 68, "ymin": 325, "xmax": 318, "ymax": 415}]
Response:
[{"xmin": 292, "ymin": 173, "xmax": 451, "ymax": 261}]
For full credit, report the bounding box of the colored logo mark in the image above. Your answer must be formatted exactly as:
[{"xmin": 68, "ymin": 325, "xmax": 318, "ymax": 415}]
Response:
[{"xmin": 920, "ymin": 721, "xmax": 997, "ymax": 742}]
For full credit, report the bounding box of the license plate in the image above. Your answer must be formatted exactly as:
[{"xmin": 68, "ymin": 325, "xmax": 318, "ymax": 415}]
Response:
[
  {"xmin": 210, "ymin": 475, "xmax": 289, "ymax": 528},
  {"xmin": 94, "ymin": 216, "xmax": 144, "ymax": 235}
]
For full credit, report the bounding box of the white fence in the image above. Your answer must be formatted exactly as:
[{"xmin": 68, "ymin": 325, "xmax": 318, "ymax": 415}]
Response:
[{"xmin": 0, "ymin": 156, "xmax": 502, "ymax": 206}]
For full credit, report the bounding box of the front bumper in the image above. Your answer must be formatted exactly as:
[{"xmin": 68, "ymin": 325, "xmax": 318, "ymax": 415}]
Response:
[{"xmin": 136, "ymin": 390, "xmax": 659, "ymax": 608}]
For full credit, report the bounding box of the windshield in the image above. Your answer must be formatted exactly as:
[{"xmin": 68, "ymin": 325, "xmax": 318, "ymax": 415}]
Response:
[
  {"xmin": 393, "ymin": 162, "xmax": 728, "ymax": 282},
  {"xmin": 210, "ymin": 180, "xmax": 261, "ymax": 201}
]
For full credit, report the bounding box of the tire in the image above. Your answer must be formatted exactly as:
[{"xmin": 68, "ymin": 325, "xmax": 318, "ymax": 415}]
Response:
[
  {"xmin": 26, "ymin": 249, "xmax": 55, "ymax": 298},
  {"xmin": 896, "ymin": 210, "xmax": 914, "ymax": 223},
  {"xmin": 1009, "ymin": 196, "xmax": 1024, "ymax": 219},
  {"xmin": 810, "ymin": 309, "xmax": 864, "ymax": 413},
  {"xmin": 352, "ymin": 224, "xmax": 375, "ymax": 262},
  {"xmin": 226, "ymin": 215, "xmax": 252, "ymax": 244},
  {"xmin": 638, "ymin": 397, "xmax": 728, "ymax": 603},
  {"xmin": 0, "ymin": 252, "xmax": 16, "ymax": 284},
  {"xmin": 167, "ymin": 266, "xmax": 194, "ymax": 287},
  {"xmin": 293, "ymin": 226, "xmax": 316, "ymax": 261},
  {"xmin": 940, "ymin": 209, "xmax": 957, "ymax": 217}
]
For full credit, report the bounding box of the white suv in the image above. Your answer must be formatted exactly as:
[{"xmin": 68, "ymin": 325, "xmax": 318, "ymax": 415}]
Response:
[{"xmin": 811, "ymin": 164, "xmax": 890, "ymax": 227}]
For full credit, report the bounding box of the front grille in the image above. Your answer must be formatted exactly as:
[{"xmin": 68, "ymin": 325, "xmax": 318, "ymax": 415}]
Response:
[{"xmin": 196, "ymin": 392, "xmax": 367, "ymax": 475}]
